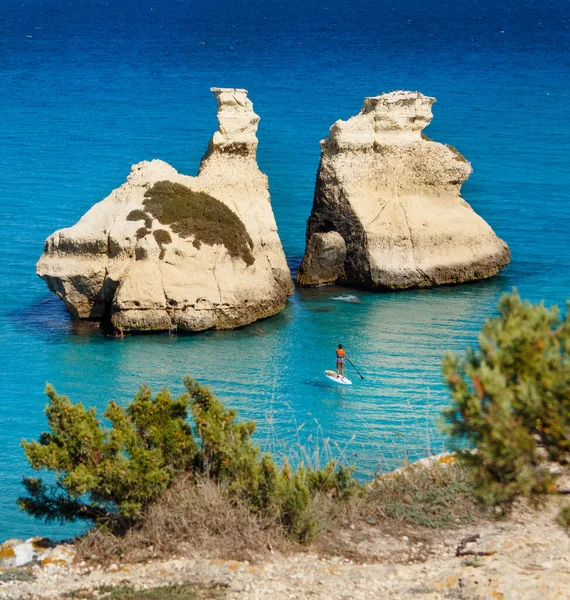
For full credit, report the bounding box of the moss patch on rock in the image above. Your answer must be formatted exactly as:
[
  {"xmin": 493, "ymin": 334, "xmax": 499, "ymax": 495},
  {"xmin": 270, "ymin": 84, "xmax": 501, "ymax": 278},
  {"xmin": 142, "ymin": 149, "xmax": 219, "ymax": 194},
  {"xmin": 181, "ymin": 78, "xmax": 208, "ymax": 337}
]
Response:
[
  {"xmin": 153, "ymin": 229, "xmax": 172, "ymax": 246},
  {"xmin": 63, "ymin": 583, "xmax": 224, "ymax": 599},
  {"xmin": 445, "ymin": 144, "xmax": 469, "ymax": 163},
  {"xmin": 143, "ymin": 181, "xmax": 254, "ymax": 266},
  {"xmin": 0, "ymin": 568, "xmax": 36, "ymax": 583},
  {"xmin": 127, "ymin": 210, "xmax": 152, "ymax": 229},
  {"xmin": 136, "ymin": 227, "xmax": 151, "ymax": 241},
  {"xmin": 153, "ymin": 229, "xmax": 172, "ymax": 261}
]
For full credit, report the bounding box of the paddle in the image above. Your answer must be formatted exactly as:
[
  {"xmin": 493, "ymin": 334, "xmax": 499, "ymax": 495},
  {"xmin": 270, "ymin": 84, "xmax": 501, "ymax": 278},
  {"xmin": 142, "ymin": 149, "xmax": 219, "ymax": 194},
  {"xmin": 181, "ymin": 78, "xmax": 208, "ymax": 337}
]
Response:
[{"xmin": 346, "ymin": 356, "xmax": 364, "ymax": 380}]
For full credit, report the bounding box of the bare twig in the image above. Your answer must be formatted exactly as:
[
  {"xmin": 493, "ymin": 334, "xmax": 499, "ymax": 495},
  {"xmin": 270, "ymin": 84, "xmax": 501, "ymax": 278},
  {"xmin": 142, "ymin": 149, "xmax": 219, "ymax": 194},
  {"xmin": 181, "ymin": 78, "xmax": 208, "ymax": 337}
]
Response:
[{"xmin": 456, "ymin": 534, "xmax": 496, "ymax": 557}]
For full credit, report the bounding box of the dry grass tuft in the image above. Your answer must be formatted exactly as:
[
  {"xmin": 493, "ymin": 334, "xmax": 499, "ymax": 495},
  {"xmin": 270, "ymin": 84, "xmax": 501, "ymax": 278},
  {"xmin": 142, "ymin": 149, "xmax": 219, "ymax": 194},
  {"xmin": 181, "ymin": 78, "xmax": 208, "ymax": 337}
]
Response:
[{"xmin": 78, "ymin": 475, "xmax": 290, "ymax": 562}]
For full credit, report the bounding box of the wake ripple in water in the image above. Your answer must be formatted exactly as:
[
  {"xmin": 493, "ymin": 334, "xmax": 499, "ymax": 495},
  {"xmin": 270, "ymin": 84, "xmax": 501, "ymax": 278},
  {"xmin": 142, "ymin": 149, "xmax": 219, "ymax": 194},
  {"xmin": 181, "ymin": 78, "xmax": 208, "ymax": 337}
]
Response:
[{"xmin": 331, "ymin": 295, "xmax": 361, "ymax": 303}]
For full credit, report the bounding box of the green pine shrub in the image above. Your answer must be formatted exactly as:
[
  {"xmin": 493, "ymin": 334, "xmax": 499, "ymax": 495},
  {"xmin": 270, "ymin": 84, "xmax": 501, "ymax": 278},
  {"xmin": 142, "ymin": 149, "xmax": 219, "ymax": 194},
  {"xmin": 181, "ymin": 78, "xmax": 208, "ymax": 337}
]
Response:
[
  {"xmin": 19, "ymin": 385, "xmax": 196, "ymax": 527},
  {"xmin": 443, "ymin": 291, "xmax": 570, "ymax": 527},
  {"xmin": 20, "ymin": 378, "xmax": 359, "ymax": 544}
]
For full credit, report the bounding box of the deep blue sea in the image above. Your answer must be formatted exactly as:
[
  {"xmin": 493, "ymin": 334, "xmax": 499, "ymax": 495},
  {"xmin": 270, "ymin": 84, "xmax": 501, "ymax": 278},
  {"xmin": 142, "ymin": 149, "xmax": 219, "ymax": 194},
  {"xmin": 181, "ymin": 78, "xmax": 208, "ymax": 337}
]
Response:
[{"xmin": 0, "ymin": 0, "xmax": 569, "ymax": 540}]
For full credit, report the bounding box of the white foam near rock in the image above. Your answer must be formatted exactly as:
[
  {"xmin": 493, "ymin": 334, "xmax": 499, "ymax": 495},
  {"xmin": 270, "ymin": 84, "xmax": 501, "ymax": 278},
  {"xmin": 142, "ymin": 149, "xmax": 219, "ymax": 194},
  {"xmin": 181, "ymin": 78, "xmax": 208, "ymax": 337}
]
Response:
[
  {"xmin": 36, "ymin": 88, "xmax": 293, "ymax": 332},
  {"xmin": 297, "ymin": 91, "xmax": 510, "ymax": 289}
]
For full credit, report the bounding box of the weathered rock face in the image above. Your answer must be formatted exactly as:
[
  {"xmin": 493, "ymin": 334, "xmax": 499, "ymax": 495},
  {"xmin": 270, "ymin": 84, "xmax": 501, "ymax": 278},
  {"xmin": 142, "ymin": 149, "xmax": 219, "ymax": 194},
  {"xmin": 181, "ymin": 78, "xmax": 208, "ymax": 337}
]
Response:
[
  {"xmin": 297, "ymin": 91, "xmax": 510, "ymax": 289},
  {"xmin": 37, "ymin": 88, "xmax": 293, "ymax": 331},
  {"xmin": 296, "ymin": 232, "xmax": 346, "ymax": 287},
  {"xmin": 0, "ymin": 538, "xmax": 75, "ymax": 568}
]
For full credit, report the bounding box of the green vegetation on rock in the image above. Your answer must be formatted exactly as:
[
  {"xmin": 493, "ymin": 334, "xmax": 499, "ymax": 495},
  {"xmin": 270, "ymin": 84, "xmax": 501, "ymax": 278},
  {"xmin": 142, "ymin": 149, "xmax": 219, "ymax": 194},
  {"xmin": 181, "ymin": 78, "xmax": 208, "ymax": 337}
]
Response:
[
  {"xmin": 443, "ymin": 291, "xmax": 570, "ymax": 527},
  {"xmin": 0, "ymin": 568, "xmax": 36, "ymax": 582},
  {"xmin": 143, "ymin": 181, "xmax": 254, "ymax": 266},
  {"xmin": 153, "ymin": 229, "xmax": 172, "ymax": 260},
  {"xmin": 64, "ymin": 583, "xmax": 224, "ymax": 600},
  {"xmin": 368, "ymin": 462, "xmax": 481, "ymax": 528},
  {"xmin": 127, "ymin": 210, "xmax": 152, "ymax": 230},
  {"xmin": 153, "ymin": 229, "xmax": 172, "ymax": 246},
  {"xmin": 135, "ymin": 227, "xmax": 150, "ymax": 240}
]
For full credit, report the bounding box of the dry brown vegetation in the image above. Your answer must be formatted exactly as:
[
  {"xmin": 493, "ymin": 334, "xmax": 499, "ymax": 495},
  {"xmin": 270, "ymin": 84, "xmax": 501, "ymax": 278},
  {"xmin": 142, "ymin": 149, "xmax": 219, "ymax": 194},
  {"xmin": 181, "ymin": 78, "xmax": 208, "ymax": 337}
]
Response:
[
  {"xmin": 78, "ymin": 462, "xmax": 487, "ymax": 565},
  {"xmin": 78, "ymin": 476, "xmax": 290, "ymax": 562},
  {"xmin": 365, "ymin": 459, "xmax": 482, "ymax": 529}
]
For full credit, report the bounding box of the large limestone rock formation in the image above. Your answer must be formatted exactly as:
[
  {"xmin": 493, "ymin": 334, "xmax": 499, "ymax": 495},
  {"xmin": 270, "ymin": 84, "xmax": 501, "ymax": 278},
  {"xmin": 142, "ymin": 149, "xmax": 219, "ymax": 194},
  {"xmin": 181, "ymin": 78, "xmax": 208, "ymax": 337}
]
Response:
[
  {"xmin": 37, "ymin": 88, "xmax": 293, "ymax": 331},
  {"xmin": 296, "ymin": 91, "xmax": 510, "ymax": 289}
]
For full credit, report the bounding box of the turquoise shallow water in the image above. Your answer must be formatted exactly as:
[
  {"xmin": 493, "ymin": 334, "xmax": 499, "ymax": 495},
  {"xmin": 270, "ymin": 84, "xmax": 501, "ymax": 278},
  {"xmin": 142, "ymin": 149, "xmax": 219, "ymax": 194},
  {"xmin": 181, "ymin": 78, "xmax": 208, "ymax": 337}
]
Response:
[{"xmin": 0, "ymin": 0, "xmax": 569, "ymax": 539}]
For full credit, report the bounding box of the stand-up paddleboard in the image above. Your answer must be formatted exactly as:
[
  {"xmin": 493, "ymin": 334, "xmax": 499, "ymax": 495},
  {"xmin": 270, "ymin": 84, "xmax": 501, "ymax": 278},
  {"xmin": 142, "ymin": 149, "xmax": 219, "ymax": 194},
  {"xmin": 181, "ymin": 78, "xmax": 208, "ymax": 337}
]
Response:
[{"xmin": 324, "ymin": 370, "xmax": 352, "ymax": 386}]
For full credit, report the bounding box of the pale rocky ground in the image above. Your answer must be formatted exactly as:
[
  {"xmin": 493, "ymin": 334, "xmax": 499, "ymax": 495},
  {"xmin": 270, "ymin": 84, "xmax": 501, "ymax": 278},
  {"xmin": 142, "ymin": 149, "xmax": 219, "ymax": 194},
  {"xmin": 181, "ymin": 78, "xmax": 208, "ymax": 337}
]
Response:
[{"xmin": 2, "ymin": 496, "xmax": 569, "ymax": 599}]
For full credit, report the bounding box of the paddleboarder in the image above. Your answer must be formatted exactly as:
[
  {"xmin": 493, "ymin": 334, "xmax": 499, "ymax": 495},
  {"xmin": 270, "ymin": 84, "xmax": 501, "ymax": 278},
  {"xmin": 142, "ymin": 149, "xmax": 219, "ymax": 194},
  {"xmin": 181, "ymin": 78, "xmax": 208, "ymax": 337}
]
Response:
[{"xmin": 336, "ymin": 344, "xmax": 346, "ymax": 379}]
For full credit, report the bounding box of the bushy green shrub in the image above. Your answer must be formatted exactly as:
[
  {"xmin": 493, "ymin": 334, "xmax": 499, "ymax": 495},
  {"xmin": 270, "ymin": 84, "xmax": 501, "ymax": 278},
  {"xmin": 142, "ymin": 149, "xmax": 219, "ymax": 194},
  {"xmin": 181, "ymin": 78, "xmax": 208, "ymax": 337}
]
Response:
[
  {"xmin": 153, "ymin": 229, "xmax": 172, "ymax": 246},
  {"xmin": 443, "ymin": 291, "xmax": 570, "ymax": 526},
  {"xmin": 19, "ymin": 385, "xmax": 196, "ymax": 526},
  {"xmin": 153, "ymin": 229, "xmax": 172, "ymax": 260},
  {"xmin": 20, "ymin": 378, "xmax": 359, "ymax": 543}
]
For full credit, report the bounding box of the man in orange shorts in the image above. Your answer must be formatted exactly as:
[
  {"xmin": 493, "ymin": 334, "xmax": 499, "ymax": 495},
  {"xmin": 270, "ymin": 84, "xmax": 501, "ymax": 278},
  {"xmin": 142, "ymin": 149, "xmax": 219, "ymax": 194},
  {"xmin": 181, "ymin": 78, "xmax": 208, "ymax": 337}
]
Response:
[{"xmin": 336, "ymin": 344, "xmax": 346, "ymax": 379}]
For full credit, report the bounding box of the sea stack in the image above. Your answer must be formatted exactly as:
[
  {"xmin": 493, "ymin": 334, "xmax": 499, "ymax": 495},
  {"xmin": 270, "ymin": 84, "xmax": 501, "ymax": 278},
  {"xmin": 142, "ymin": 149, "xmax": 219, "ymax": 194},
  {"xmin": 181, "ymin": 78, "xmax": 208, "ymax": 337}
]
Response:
[
  {"xmin": 37, "ymin": 88, "xmax": 293, "ymax": 331},
  {"xmin": 296, "ymin": 91, "xmax": 510, "ymax": 289}
]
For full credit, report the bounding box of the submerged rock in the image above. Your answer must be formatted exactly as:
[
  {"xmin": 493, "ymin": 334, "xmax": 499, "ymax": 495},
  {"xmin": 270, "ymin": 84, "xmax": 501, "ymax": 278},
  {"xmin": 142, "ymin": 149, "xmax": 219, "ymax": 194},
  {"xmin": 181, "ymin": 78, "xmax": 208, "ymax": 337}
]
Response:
[
  {"xmin": 37, "ymin": 88, "xmax": 293, "ymax": 332},
  {"xmin": 297, "ymin": 91, "xmax": 510, "ymax": 289}
]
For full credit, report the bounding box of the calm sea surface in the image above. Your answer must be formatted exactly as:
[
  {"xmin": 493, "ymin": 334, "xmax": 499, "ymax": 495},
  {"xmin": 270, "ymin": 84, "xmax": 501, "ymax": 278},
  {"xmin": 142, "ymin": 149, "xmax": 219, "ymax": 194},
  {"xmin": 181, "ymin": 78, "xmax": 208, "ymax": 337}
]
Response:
[{"xmin": 0, "ymin": 0, "xmax": 568, "ymax": 539}]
